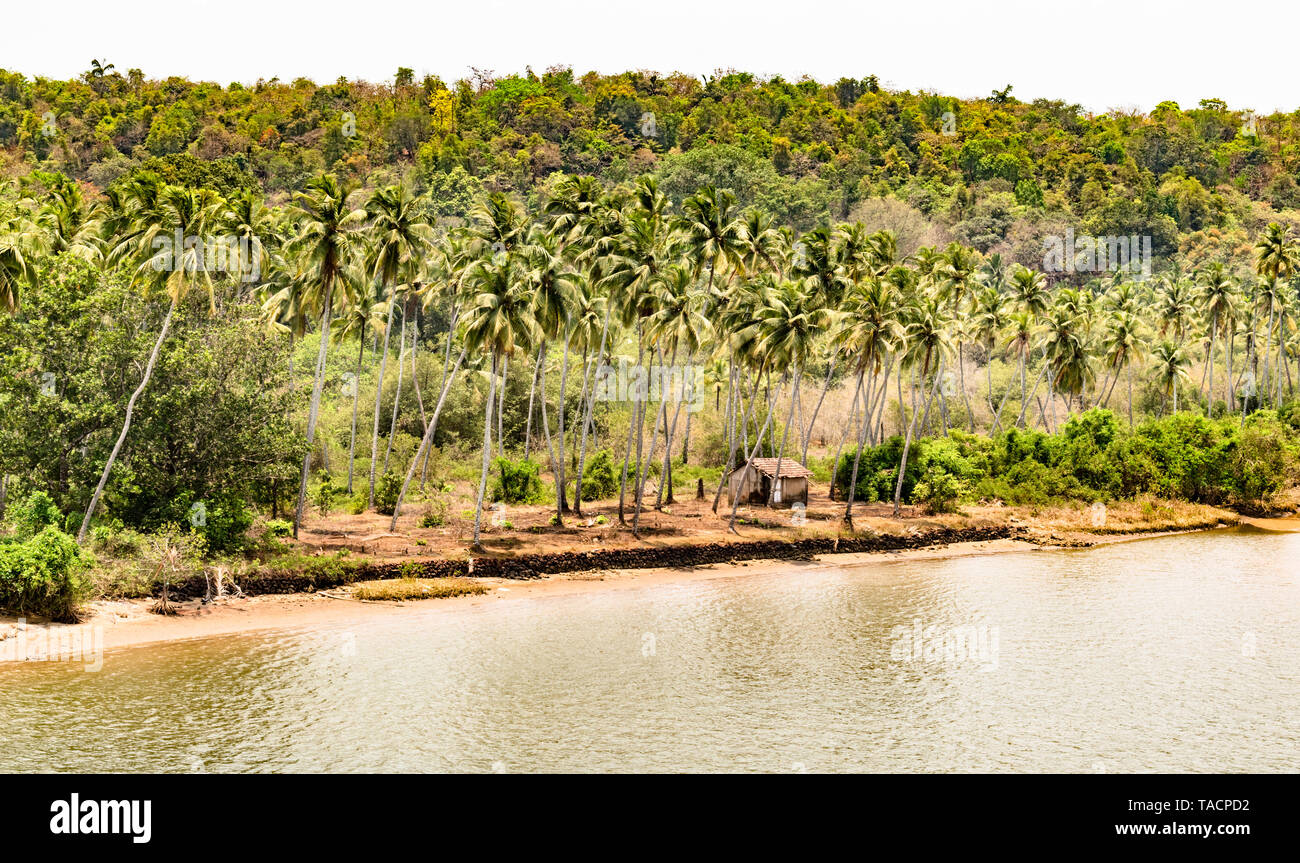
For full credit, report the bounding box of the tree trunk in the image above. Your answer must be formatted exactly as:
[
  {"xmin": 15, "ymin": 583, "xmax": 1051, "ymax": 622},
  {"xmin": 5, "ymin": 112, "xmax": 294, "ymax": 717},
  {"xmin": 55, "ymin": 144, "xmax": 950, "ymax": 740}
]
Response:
[
  {"xmin": 389, "ymin": 345, "xmax": 467, "ymax": 531},
  {"xmin": 368, "ymin": 289, "xmax": 397, "ymax": 508},
  {"xmin": 768, "ymin": 364, "xmax": 803, "ymax": 505},
  {"xmin": 471, "ymin": 353, "xmax": 497, "ymax": 549},
  {"xmin": 802, "ymin": 356, "xmax": 837, "ymax": 465},
  {"xmin": 347, "ymin": 323, "xmax": 364, "ymax": 494},
  {"xmin": 293, "ymin": 279, "xmax": 337, "ymax": 538},
  {"xmin": 78, "ymin": 297, "xmax": 178, "ymax": 542},
  {"xmin": 382, "ymin": 307, "xmax": 408, "ymax": 477}
]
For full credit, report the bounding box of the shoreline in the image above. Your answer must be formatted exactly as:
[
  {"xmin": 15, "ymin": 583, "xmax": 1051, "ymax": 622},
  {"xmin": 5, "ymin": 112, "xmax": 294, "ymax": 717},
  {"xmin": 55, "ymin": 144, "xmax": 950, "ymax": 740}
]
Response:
[{"xmin": 2, "ymin": 520, "xmax": 1262, "ymax": 662}]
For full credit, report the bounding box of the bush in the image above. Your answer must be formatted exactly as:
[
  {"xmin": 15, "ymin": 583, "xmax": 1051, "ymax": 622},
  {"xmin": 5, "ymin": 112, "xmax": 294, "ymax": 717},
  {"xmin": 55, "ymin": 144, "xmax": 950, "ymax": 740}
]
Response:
[
  {"xmin": 490, "ymin": 458, "xmax": 546, "ymax": 504},
  {"xmin": 913, "ymin": 465, "xmax": 968, "ymax": 513},
  {"xmin": 313, "ymin": 472, "xmax": 337, "ymax": 517},
  {"xmin": 419, "ymin": 497, "xmax": 448, "ymax": 528},
  {"xmin": 578, "ymin": 449, "xmax": 619, "ymax": 501},
  {"xmin": 0, "ymin": 526, "xmax": 94, "ymax": 621},
  {"xmin": 186, "ymin": 497, "xmax": 255, "ymax": 555},
  {"xmin": 374, "ymin": 472, "xmax": 402, "ymax": 516},
  {"xmin": 264, "ymin": 519, "xmax": 293, "ymax": 538},
  {"xmin": 8, "ymin": 491, "xmax": 62, "ymax": 539}
]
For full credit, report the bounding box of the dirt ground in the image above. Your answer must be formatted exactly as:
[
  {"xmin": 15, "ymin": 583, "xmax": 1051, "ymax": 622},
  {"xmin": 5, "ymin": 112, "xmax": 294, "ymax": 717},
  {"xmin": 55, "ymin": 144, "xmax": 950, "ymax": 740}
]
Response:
[{"xmin": 290, "ymin": 481, "xmax": 1241, "ymax": 562}]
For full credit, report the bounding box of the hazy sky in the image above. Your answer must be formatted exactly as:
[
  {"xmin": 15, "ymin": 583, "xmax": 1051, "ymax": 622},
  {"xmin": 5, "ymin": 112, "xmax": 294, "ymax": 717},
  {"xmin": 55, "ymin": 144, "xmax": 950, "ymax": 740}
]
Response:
[{"xmin": 11, "ymin": 0, "xmax": 1299, "ymax": 114}]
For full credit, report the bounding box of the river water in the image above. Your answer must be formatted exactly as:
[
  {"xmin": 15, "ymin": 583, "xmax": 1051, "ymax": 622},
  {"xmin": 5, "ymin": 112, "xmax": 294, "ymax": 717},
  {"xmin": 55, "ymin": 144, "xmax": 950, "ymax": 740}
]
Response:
[{"xmin": 3, "ymin": 528, "xmax": 1297, "ymax": 773}]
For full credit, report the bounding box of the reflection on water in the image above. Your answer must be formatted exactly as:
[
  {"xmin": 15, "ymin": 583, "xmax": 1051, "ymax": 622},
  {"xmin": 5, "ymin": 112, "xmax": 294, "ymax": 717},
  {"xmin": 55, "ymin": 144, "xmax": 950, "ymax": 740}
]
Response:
[{"xmin": 3, "ymin": 529, "xmax": 1298, "ymax": 773}]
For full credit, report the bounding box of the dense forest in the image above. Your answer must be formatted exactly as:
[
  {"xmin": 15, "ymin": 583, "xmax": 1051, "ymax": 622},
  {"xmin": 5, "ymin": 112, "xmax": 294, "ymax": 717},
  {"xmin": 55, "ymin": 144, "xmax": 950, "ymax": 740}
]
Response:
[
  {"xmin": 5, "ymin": 62, "xmax": 1300, "ymax": 267},
  {"xmin": 2, "ymin": 62, "xmax": 1300, "ymax": 621}
]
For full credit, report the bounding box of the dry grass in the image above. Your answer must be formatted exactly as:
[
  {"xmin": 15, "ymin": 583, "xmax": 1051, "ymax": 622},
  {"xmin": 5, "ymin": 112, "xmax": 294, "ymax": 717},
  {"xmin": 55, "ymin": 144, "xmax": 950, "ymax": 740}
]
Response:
[
  {"xmin": 1025, "ymin": 497, "xmax": 1237, "ymax": 535},
  {"xmin": 351, "ymin": 577, "xmax": 487, "ymax": 602}
]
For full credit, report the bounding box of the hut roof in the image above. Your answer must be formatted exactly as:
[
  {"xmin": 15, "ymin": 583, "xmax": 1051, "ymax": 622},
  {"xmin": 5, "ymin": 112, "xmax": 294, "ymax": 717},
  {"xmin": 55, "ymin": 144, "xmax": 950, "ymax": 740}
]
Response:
[{"xmin": 738, "ymin": 458, "xmax": 814, "ymax": 479}]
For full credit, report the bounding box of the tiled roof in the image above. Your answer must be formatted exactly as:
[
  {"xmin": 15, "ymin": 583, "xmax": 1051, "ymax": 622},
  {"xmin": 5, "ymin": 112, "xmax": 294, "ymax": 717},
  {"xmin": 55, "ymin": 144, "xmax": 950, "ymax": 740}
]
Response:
[{"xmin": 740, "ymin": 458, "xmax": 814, "ymax": 479}]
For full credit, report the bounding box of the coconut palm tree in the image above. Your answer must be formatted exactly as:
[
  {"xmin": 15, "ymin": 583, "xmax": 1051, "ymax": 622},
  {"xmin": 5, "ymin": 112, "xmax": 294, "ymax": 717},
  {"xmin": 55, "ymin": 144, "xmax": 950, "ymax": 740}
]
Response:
[
  {"xmin": 892, "ymin": 293, "xmax": 952, "ymax": 516},
  {"xmin": 461, "ymin": 256, "xmax": 538, "ymax": 549},
  {"xmin": 0, "ymin": 220, "xmax": 37, "ymax": 314},
  {"xmin": 1101, "ymin": 311, "xmax": 1146, "ymax": 426},
  {"xmin": 78, "ymin": 184, "xmax": 226, "ymax": 541},
  {"xmin": 285, "ymin": 174, "xmax": 366, "ymax": 538},
  {"xmin": 363, "ymin": 184, "xmax": 432, "ymax": 507},
  {"xmin": 677, "ymin": 185, "xmax": 746, "ymax": 295},
  {"xmin": 1196, "ymin": 262, "xmax": 1236, "ymax": 413},
  {"xmin": 332, "ymin": 272, "xmax": 387, "ymax": 494},
  {"xmin": 1151, "ymin": 340, "xmax": 1191, "ymax": 414},
  {"xmin": 1254, "ymin": 222, "xmax": 1298, "ymax": 403}
]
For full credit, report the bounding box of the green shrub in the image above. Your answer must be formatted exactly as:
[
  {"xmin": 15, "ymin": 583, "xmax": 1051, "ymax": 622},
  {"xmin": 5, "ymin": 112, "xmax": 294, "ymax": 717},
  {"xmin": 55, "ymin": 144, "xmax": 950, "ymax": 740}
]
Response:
[
  {"xmin": 8, "ymin": 491, "xmax": 62, "ymax": 539},
  {"xmin": 374, "ymin": 472, "xmax": 402, "ymax": 516},
  {"xmin": 264, "ymin": 519, "xmax": 293, "ymax": 538},
  {"xmin": 188, "ymin": 497, "xmax": 255, "ymax": 554},
  {"xmin": 913, "ymin": 465, "xmax": 968, "ymax": 513},
  {"xmin": 0, "ymin": 526, "xmax": 94, "ymax": 622},
  {"xmin": 490, "ymin": 458, "xmax": 545, "ymax": 504},
  {"xmin": 578, "ymin": 449, "xmax": 619, "ymax": 501},
  {"xmin": 313, "ymin": 472, "xmax": 337, "ymax": 517},
  {"xmin": 419, "ymin": 497, "xmax": 448, "ymax": 528}
]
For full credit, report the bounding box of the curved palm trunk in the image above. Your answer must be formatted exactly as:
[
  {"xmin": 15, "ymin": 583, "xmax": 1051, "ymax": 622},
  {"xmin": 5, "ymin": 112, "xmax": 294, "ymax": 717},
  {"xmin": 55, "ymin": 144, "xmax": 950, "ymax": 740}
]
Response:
[
  {"xmin": 801, "ymin": 357, "xmax": 837, "ymax": 465},
  {"xmin": 78, "ymin": 297, "xmax": 177, "ymax": 542},
  {"xmin": 471, "ymin": 353, "xmax": 498, "ymax": 549},
  {"xmin": 841, "ymin": 368, "xmax": 870, "ymax": 525},
  {"xmin": 768, "ymin": 364, "xmax": 803, "ymax": 506},
  {"xmin": 727, "ymin": 377, "xmax": 786, "ymax": 534},
  {"xmin": 346, "ymin": 324, "xmax": 365, "ymax": 494},
  {"xmin": 555, "ymin": 328, "xmax": 572, "ymax": 517},
  {"xmin": 422, "ymin": 305, "xmax": 461, "ymax": 490},
  {"xmin": 958, "ymin": 342, "xmax": 975, "ymax": 432},
  {"xmin": 389, "ymin": 345, "xmax": 467, "ymax": 531},
  {"xmin": 524, "ymin": 347, "xmax": 543, "ymax": 460},
  {"xmin": 827, "ymin": 372, "xmax": 864, "ymax": 502},
  {"xmin": 293, "ymin": 280, "xmax": 337, "ymax": 538},
  {"xmin": 711, "ymin": 364, "xmax": 746, "ymax": 513},
  {"xmin": 382, "ymin": 309, "xmax": 408, "ymax": 477},
  {"xmin": 617, "ymin": 335, "xmax": 646, "ymax": 525},
  {"xmin": 573, "ymin": 303, "xmax": 613, "ymax": 516},
  {"xmin": 893, "ymin": 355, "xmax": 935, "ymax": 517},
  {"xmin": 368, "ymin": 291, "xmax": 397, "ymax": 508},
  {"xmin": 497, "ymin": 355, "xmax": 508, "ymax": 458},
  {"xmin": 656, "ymin": 353, "xmax": 690, "ymax": 509},
  {"xmin": 632, "ymin": 349, "xmax": 669, "ymax": 537}
]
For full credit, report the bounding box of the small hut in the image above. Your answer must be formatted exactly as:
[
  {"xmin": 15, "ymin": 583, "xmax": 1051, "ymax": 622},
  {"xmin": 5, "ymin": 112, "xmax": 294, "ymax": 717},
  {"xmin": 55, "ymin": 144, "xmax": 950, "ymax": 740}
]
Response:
[{"xmin": 727, "ymin": 458, "xmax": 813, "ymax": 508}]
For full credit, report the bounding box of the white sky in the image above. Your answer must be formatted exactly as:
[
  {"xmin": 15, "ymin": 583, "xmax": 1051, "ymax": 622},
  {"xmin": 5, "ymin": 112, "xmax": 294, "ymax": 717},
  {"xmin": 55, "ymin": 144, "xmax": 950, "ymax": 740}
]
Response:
[{"xmin": 10, "ymin": 0, "xmax": 1298, "ymax": 115}]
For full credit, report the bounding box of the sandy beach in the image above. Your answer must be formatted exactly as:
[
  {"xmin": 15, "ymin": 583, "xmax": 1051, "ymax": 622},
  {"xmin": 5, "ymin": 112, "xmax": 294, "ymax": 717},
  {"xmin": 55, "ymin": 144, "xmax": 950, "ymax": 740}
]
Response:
[{"xmin": 8, "ymin": 521, "xmax": 1268, "ymax": 660}]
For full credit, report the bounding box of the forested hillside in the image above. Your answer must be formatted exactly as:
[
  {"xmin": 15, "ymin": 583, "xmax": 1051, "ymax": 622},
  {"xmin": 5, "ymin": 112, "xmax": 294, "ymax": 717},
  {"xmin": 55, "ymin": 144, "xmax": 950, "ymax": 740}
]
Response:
[{"xmin": 4, "ymin": 63, "xmax": 1300, "ymax": 269}]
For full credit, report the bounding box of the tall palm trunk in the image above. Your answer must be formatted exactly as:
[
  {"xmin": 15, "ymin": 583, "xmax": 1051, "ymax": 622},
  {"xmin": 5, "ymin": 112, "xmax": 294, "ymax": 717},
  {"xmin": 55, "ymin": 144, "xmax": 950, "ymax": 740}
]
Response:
[
  {"xmin": 78, "ymin": 297, "xmax": 177, "ymax": 542},
  {"xmin": 346, "ymin": 324, "xmax": 364, "ymax": 494},
  {"xmin": 711, "ymin": 364, "xmax": 746, "ymax": 513},
  {"xmin": 368, "ymin": 290, "xmax": 397, "ymax": 508},
  {"xmin": 768, "ymin": 364, "xmax": 803, "ymax": 505},
  {"xmin": 893, "ymin": 355, "xmax": 935, "ymax": 517},
  {"xmin": 293, "ymin": 279, "xmax": 337, "ymax": 537},
  {"xmin": 727, "ymin": 377, "xmax": 786, "ymax": 533},
  {"xmin": 471, "ymin": 353, "xmax": 497, "ymax": 549},
  {"xmin": 841, "ymin": 368, "xmax": 870, "ymax": 525},
  {"xmin": 617, "ymin": 334, "xmax": 646, "ymax": 524},
  {"xmin": 573, "ymin": 303, "xmax": 613, "ymax": 516},
  {"xmin": 390, "ymin": 345, "xmax": 467, "ymax": 530},
  {"xmin": 801, "ymin": 356, "xmax": 837, "ymax": 465},
  {"xmin": 382, "ymin": 307, "xmax": 408, "ymax": 476},
  {"xmin": 827, "ymin": 372, "xmax": 864, "ymax": 502},
  {"xmin": 632, "ymin": 349, "xmax": 669, "ymax": 537},
  {"xmin": 555, "ymin": 327, "xmax": 572, "ymax": 517}
]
